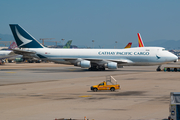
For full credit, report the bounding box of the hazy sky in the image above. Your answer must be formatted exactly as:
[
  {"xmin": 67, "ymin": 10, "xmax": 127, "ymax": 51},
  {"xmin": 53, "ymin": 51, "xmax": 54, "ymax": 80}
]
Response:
[{"xmin": 0, "ymin": 0, "xmax": 180, "ymax": 48}]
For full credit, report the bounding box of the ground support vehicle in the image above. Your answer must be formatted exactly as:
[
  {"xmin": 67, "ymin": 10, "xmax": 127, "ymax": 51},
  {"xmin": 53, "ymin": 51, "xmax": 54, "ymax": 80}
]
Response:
[
  {"xmin": 168, "ymin": 92, "xmax": 180, "ymax": 120},
  {"xmin": 164, "ymin": 67, "xmax": 180, "ymax": 72},
  {"xmin": 90, "ymin": 75, "xmax": 120, "ymax": 92},
  {"xmin": 0, "ymin": 60, "xmax": 5, "ymax": 65}
]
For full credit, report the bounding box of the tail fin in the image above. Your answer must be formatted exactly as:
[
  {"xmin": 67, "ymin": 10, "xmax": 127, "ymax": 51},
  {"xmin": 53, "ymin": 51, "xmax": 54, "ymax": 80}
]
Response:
[
  {"xmin": 63, "ymin": 40, "xmax": 72, "ymax": 48},
  {"xmin": 9, "ymin": 24, "xmax": 44, "ymax": 48},
  {"xmin": 8, "ymin": 41, "xmax": 18, "ymax": 49},
  {"xmin": 124, "ymin": 42, "xmax": 132, "ymax": 49},
  {"xmin": 137, "ymin": 33, "xmax": 144, "ymax": 47}
]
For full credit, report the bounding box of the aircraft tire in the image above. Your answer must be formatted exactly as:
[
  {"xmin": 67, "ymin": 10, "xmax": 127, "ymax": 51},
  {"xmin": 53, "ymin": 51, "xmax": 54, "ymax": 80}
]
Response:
[
  {"xmin": 156, "ymin": 68, "xmax": 161, "ymax": 71},
  {"xmin": 97, "ymin": 66, "xmax": 105, "ymax": 71},
  {"xmin": 156, "ymin": 65, "xmax": 161, "ymax": 71},
  {"xmin": 99, "ymin": 67, "xmax": 105, "ymax": 71},
  {"xmin": 89, "ymin": 66, "xmax": 98, "ymax": 71},
  {"xmin": 89, "ymin": 66, "xmax": 105, "ymax": 71},
  {"xmin": 167, "ymin": 68, "xmax": 170, "ymax": 72}
]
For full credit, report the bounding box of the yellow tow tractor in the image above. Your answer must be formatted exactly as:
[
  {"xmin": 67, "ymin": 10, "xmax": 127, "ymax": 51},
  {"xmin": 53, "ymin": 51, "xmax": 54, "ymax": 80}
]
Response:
[{"xmin": 90, "ymin": 75, "xmax": 120, "ymax": 92}]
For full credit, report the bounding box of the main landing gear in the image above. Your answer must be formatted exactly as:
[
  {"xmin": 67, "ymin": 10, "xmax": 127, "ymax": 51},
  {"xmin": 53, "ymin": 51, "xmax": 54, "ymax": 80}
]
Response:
[{"xmin": 88, "ymin": 66, "xmax": 105, "ymax": 71}]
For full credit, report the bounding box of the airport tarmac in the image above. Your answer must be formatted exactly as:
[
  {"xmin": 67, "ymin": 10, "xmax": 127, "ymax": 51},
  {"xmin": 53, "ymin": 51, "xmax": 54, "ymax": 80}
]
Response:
[{"xmin": 0, "ymin": 62, "xmax": 180, "ymax": 120}]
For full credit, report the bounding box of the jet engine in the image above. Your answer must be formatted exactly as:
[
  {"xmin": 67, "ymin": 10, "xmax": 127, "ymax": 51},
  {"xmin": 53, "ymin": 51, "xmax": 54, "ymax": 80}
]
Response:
[
  {"xmin": 77, "ymin": 60, "xmax": 91, "ymax": 68},
  {"xmin": 105, "ymin": 62, "xmax": 117, "ymax": 69}
]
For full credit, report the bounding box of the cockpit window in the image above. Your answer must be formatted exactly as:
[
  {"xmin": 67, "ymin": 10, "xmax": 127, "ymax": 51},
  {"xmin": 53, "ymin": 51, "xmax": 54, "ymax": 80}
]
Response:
[{"xmin": 162, "ymin": 49, "xmax": 167, "ymax": 51}]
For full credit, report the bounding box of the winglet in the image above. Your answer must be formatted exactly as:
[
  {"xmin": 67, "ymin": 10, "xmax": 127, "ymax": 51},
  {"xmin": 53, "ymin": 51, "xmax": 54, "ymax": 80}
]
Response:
[
  {"xmin": 124, "ymin": 42, "xmax": 132, "ymax": 49},
  {"xmin": 9, "ymin": 24, "xmax": 44, "ymax": 48},
  {"xmin": 137, "ymin": 33, "xmax": 144, "ymax": 47}
]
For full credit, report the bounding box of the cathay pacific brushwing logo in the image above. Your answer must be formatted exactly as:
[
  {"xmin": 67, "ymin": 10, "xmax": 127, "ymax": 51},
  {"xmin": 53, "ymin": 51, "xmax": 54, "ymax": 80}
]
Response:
[
  {"xmin": 156, "ymin": 55, "xmax": 161, "ymax": 59},
  {"xmin": 15, "ymin": 26, "xmax": 32, "ymax": 47}
]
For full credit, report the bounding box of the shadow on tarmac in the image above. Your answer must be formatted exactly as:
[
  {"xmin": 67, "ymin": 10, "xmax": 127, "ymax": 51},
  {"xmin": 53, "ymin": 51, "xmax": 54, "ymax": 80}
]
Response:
[
  {"xmin": 0, "ymin": 67, "xmax": 155, "ymax": 73},
  {"xmin": 87, "ymin": 91, "xmax": 146, "ymax": 96},
  {"xmin": 95, "ymin": 91, "xmax": 147, "ymax": 96}
]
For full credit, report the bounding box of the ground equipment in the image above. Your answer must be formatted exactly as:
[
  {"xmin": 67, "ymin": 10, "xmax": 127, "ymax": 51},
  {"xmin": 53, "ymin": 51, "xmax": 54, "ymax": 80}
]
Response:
[
  {"xmin": 168, "ymin": 92, "xmax": 180, "ymax": 120},
  {"xmin": 90, "ymin": 75, "xmax": 120, "ymax": 92}
]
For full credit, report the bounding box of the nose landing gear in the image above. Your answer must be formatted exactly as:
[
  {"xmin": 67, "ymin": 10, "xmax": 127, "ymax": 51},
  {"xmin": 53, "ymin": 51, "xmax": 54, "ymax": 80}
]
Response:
[{"xmin": 156, "ymin": 65, "xmax": 161, "ymax": 71}]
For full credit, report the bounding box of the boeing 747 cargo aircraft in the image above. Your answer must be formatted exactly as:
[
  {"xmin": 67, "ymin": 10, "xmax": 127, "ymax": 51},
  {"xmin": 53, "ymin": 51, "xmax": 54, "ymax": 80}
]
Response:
[{"xmin": 9, "ymin": 24, "xmax": 178, "ymax": 71}]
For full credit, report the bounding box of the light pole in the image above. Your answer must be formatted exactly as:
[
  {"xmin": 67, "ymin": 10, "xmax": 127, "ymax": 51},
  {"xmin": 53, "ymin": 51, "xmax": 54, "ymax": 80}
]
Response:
[
  {"xmin": 61, "ymin": 39, "xmax": 65, "ymax": 46},
  {"xmin": 39, "ymin": 38, "xmax": 55, "ymax": 46},
  {"xmin": 92, "ymin": 40, "xmax": 94, "ymax": 48},
  {"xmin": 115, "ymin": 41, "xmax": 118, "ymax": 48}
]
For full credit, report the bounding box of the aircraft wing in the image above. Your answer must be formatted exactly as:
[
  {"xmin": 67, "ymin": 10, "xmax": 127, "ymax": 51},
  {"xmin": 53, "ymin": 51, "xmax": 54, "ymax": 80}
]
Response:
[
  {"xmin": 0, "ymin": 55, "xmax": 17, "ymax": 60},
  {"xmin": 9, "ymin": 49, "xmax": 36, "ymax": 55},
  {"xmin": 84, "ymin": 58, "xmax": 133, "ymax": 64},
  {"xmin": 0, "ymin": 51, "xmax": 18, "ymax": 60},
  {"xmin": 52, "ymin": 57, "xmax": 133, "ymax": 65},
  {"xmin": 58, "ymin": 58, "xmax": 132, "ymax": 63},
  {"xmin": 60, "ymin": 58, "xmax": 133, "ymax": 64}
]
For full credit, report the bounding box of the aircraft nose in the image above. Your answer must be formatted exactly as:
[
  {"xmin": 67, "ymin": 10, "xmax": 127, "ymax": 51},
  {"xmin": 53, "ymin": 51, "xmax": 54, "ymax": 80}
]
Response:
[
  {"xmin": 166, "ymin": 52, "xmax": 178, "ymax": 62},
  {"xmin": 171, "ymin": 54, "xmax": 178, "ymax": 62},
  {"xmin": 174, "ymin": 55, "xmax": 178, "ymax": 62}
]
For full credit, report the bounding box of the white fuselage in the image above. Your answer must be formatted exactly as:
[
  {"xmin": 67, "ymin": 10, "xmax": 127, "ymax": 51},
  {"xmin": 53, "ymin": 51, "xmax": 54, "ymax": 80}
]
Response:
[{"xmin": 27, "ymin": 47, "xmax": 178, "ymax": 66}]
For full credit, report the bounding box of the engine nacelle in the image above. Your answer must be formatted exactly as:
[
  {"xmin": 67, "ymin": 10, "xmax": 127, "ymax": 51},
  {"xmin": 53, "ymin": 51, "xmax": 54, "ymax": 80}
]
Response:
[
  {"xmin": 77, "ymin": 60, "xmax": 91, "ymax": 68},
  {"xmin": 105, "ymin": 62, "xmax": 117, "ymax": 69}
]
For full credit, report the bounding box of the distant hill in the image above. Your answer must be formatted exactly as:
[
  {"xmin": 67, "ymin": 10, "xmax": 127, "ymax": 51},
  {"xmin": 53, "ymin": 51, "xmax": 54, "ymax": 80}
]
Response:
[
  {"xmin": 104, "ymin": 40, "xmax": 180, "ymax": 50},
  {"xmin": 130, "ymin": 40, "xmax": 180, "ymax": 50},
  {"xmin": 0, "ymin": 33, "xmax": 14, "ymax": 41},
  {"xmin": 0, "ymin": 33, "xmax": 180, "ymax": 49},
  {"xmin": 144, "ymin": 40, "xmax": 180, "ymax": 50}
]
